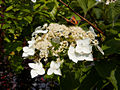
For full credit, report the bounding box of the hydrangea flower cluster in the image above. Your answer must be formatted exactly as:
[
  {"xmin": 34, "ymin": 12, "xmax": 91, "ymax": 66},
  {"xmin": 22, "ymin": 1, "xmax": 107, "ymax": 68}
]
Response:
[{"xmin": 22, "ymin": 23, "xmax": 104, "ymax": 78}]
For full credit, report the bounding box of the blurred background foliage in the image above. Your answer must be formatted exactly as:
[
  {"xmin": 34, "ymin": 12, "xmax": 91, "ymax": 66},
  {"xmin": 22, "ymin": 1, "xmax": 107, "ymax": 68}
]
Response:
[{"xmin": 0, "ymin": 0, "xmax": 120, "ymax": 89}]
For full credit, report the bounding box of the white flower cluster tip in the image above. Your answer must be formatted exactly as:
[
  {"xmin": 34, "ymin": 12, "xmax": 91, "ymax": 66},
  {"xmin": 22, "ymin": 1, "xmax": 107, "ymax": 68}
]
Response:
[
  {"xmin": 47, "ymin": 61, "xmax": 62, "ymax": 76},
  {"xmin": 96, "ymin": 0, "xmax": 117, "ymax": 5},
  {"xmin": 22, "ymin": 23, "xmax": 104, "ymax": 78},
  {"xmin": 28, "ymin": 62, "xmax": 45, "ymax": 78}
]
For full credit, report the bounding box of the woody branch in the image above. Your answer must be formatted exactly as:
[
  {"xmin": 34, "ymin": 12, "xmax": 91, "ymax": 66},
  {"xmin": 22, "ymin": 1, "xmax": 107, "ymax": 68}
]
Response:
[{"xmin": 58, "ymin": 0, "xmax": 104, "ymax": 35}]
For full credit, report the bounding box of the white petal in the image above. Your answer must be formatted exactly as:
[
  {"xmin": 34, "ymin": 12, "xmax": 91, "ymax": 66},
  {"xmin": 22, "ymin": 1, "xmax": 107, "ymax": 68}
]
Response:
[
  {"xmin": 35, "ymin": 26, "xmax": 41, "ymax": 31},
  {"xmin": 89, "ymin": 26, "xmax": 97, "ymax": 37},
  {"xmin": 56, "ymin": 59, "xmax": 63, "ymax": 65},
  {"xmin": 35, "ymin": 30, "xmax": 48, "ymax": 34},
  {"xmin": 54, "ymin": 69, "xmax": 62, "ymax": 76},
  {"xmin": 23, "ymin": 46, "xmax": 29, "ymax": 52},
  {"xmin": 23, "ymin": 47, "xmax": 35, "ymax": 56},
  {"xmin": 28, "ymin": 39, "xmax": 35, "ymax": 47},
  {"xmin": 84, "ymin": 54, "xmax": 93, "ymax": 61},
  {"xmin": 32, "ymin": 32, "xmax": 36, "ymax": 37},
  {"xmin": 96, "ymin": 0, "xmax": 101, "ymax": 1},
  {"xmin": 28, "ymin": 63, "xmax": 37, "ymax": 69},
  {"xmin": 76, "ymin": 38, "xmax": 91, "ymax": 46},
  {"xmin": 22, "ymin": 52, "xmax": 28, "ymax": 57},
  {"xmin": 47, "ymin": 68, "xmax": 54, "ymax": 75},
  {"xmin": 31, "ymin": 70, "xmax": 38, "ymax": 78},
  {"xmin": 42, "ymin": 23, "xmax": 48, "ymax": 29},
  {"xmin": 84, "ymin": 38, "xmax": 91, "ymax": 45},
  {"xmin": 38, "ymin": 62, "xmax": 43, "ymax": 68},
  {"xmin": 50, "ymin": 61, "xmax": 56, "ymax": 68},
  {"xmin": 77, "ymin": 53, "xmax": 93, "ymax": 61},
  {"xmin": 68, "ymin": 45, "xmax": 78, "ymax": 63},
  {"xmin": 75, "ymin": 45, "xmax": 92, "ymax": 54},
  {"xmin": 36, "ymin": 68, "xmax": 45, "ymax": 75},
  {"xmin": 76, "ymin": 39, "xmax": 84, "ymax": 45},
  {"xmin": 106, "ymin": 0, "xmax": 110, "ymax": 5},
  {"xmin": 28, "ymin": 49, "xmax": 35, "ymax": 55},
  {"xmin": 31, "ymin": 0, "xmax": 36, "ymax": 3},
  {"xmin": 49, "ymin": 61, "xmax": 60, "ymax": 69},
  {"xmin": 96, "ymin": 45, "xmax": 104, "ymax": 55},
  {"xmin": 32, "ymin": 29, "xmax": 48, "ymax": 36},
  {"xmin": 75, "ymin": 53, "xmax": 88, "ymax": 61},
  {"xmin": 54, "ymin": 63, "xmax": 60, "ymax": 69},
  {"xmin": 29, "ymin": 63, "xmax": 44, "ymax": 69}
]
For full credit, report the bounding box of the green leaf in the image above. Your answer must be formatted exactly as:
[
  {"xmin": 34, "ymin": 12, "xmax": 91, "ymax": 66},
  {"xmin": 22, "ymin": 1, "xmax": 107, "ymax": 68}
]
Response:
[
  {"xmin": 0, "ymin": 24, "xmax": 1, "ymax": 28},
  {"xmin": 4, "ymin": 37, "xmax": 11, "ymax": 43},
  {"xmin": 8, "ymin": 29, "xmax": 14, "ymax": 34},
  {"xmin": 87, "ymin": 0, "xmax": 96, "ymax": 11},
  {"xmin": 95, "ymin": 60, "xmax": 120, "ymax": 89},
  {"xmin": 107, "ymin": 69, "xmax": 118, "ymax": 90},
  {"xmin": 0, "ymin": 1, "xmax": 2, "ymax": 4},
  {"xmin": 93, "ymin": 8, "xmax": 102, "ymax": 19},
  {"xmin": 6, "ymin": 6, "xmax": 13, "ymax": 11},
  {"xmin": 114, "ymin": 67, "xmax": 120, "ymax": 90},
  {"xmin": 2, "ymin": 24, "xmax": 10, "ymax": 29},
  {"xmin": 5, "ymin": 13, "xmax": 15, "ymax": 18},
  {"xmin": 77, "ymin": 0, "xmax": 96, "ymax": 15},
  {"xmin": 60, "ymin": 71, "xmax": 79, "ymax": 90},
  {"xmin": 103, "ymin": 39, "xmax": 120, "ymax": 55},
  {"xmin": 5, "ymin": 41, "xmax": 22, "ymax": 55},
  {"xmin": 78, "ymin": 67, "xmax": 101, "ymax": 90},
  {"xmin": 77, "ymin": 0, "xmax": 88, "ymax": 15},
  {"xmin": 22, "ymin": 9, "xmax": 31, "ymax": 13},
  {"xmin": 95, "ymin": 61, "xmax": 116, "ymax": 78},
  {"xmin": 50, "ymin": 0, "xmax": 59, "ymax": 20},
  {"xmin": 33, "ymin": 4, "xmax": 41, "ymax": 10},
  {"xmin": 24, "ymin": 16, "xmax": 33, "ymax": 23},
  {"xmin": 13, "ymin": 8, "xmax": 20, "ymax": 12},
  {"xmin": 16, "ymin": 47, "xmax": 22, "ymax": 52},
  {"xmin": 105, "ymin": 1, "xmax": 120, "ymax": 23},
  {"xmin": 118, "ymin": 33, "xmax": 120, "ymax": 37},
  {"xmin": 9, "ymin": 56, "xmax": 24, "ymax": 73}
]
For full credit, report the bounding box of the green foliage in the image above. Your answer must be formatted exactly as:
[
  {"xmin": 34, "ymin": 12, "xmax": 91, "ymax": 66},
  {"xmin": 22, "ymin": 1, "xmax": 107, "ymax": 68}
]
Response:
[
  {"xmin": 95, "ymin": 60, "xmax": 120, "ymax": 90},
  {"xmin": 77, "ymin": 0, "xmax": 96, "ymax": 15},
  {"xmin": 2, "ymin": 0, "xmax": 120, "ymax": 89},
  {"xmin": 5, "ymin": 5, "xmax": 13, "ymax": 11}
]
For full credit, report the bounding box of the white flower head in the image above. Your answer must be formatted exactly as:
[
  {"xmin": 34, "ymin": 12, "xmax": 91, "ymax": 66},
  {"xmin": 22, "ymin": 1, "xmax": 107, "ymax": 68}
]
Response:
[
  {"xmin": 22, "ymin": 46, "xmax": 35, "ymax": 58},
  {"xmin": 68, "ymin": 45, "xmax": 93, "ymax": 63},
  {"xmin": 31, "ymin": 0, "xmax": 36, "ymax": 3},
  {"xmin": 75, "ymin": 38, "xmax": 92, "ymax": 54},
  {"xmin": 47, "ymin": 61, "xmax": 62, "ymax": 76},
  {"xmin": 28, "ymin": 62, "xmax": 45, "ymax": 78},
  {"xmin": 68, "ymin": 38, "xmax": 93, "ymax": 63}
]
